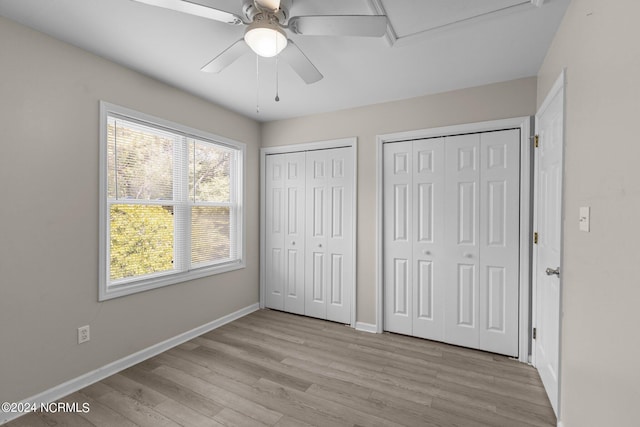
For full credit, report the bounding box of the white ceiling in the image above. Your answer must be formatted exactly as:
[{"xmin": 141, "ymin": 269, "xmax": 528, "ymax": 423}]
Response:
[{"xmin": 0, "ymin": 0, "xmax": 570, "ymax": 122}]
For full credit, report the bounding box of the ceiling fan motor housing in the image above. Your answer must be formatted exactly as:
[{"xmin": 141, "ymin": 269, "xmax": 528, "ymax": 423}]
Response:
[{"xmin": 242, "ymin": 0, "xmax": 290, "ymax": 24}]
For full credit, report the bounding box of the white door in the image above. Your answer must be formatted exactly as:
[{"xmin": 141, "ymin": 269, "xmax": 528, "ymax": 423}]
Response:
[
  {"xmin": 383, "ymin": 139, "xmax": 446, "ymax": 339},
  {"xmin": 265, "ymin": 152, "xmax": 305, "ymax": 314},
  {"xmin": 324, "ymin": 148, "xmax": 354, "ymax": 324},
  {"xmin": 304, "ymin": 148, "xmax": 354, "ymax": 323},
  {"xmin": 479, "ymin": 130, "xmax": 520, "ymax": 356},
  {"xmin": 265, "ymin": 154, "xmax": 286, "ymax": 311},
  {"xmin": 444, "ymin": 133, "xmax": 481, "ymax": 349},
  {"xmin": 534, "ymin": 76, "xmax": 564, "ymax": 416},
  {"xmin": 383, "ymin": 141, "xmax": 413, "ymax": 335},
  {"xmin": 412, "ymin": 138, "xmax": 446, "ymax": 341},
  {"xmin": 265, "ymin": 147, "xmax": 354, "ymax": 323},
  {"xmin": 384, "ymin": 130, "xmax": 520, "ymax": 357},
  {"xmin": 283, "ymin": 152, "xmax": 306, "ymax": 314},
  {"xmin": 305, "ymin": 150, "xmax": 328, "ymax": 320}
]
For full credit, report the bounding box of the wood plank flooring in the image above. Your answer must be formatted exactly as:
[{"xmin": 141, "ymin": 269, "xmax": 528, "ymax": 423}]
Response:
[{"xmin": 6, "ymin": 309, "xmax": 556, "ymax": 426}]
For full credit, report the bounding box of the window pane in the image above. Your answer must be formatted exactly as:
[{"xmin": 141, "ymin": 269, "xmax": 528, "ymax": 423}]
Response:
[
  {"xmin": 101, "ymin": 103, "xmax": 244, "ymax": 298},
  {"xmin": 191, "ymin": 206, "xmax": 231, "ymax": 265},
  {"xmin": 108, "ymin": 118, "xmax": 175, "ymax": 201},
  {"xmin": 189, "ymin": 139, "xmax": 231, "ymax": 202},
  {"xmin": 110, "ymin": 204, "xmax": 175, "ymax": 280},
  {"xmin": 107, "ymin": 122, "xmax": 116, "ymax": 199}
]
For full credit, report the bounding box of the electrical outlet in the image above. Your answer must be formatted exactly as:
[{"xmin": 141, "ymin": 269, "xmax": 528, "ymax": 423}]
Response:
[
  {"xmin": 78, "ymin": 325, "xmax": 90, "ymax": 344},
  {"xmin": 579, "ymin": 206, "xmax": 590, "ymax": 232}
]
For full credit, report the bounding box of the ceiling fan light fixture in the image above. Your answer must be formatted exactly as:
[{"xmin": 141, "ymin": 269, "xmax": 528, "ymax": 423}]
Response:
[{"xmin": 244, "ymin": 19, "xmax": 287, "ymax": 57}]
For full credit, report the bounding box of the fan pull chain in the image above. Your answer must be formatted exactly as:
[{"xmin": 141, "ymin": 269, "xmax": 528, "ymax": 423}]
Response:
[
  {"xmin": 275, "ymin": 53, "xmax": 280, "ymax": 102},
  {"xmin": 256, "ymin": 54, "xmax": 260, "ymax": 114}
]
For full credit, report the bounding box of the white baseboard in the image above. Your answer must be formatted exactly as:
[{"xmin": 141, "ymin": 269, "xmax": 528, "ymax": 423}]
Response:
[
  {"xmin": 355, "ymin": 321, "xmax": 378, "ymax": 333},
  {"xmin": 0, "ymin": 303, "xmax": 259, "ymax": 425}
]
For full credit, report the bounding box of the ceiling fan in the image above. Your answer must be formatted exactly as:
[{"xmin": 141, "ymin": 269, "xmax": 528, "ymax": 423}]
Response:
[{"xmin": 132, "ymin": 0, "xmax": 388, "ymax": 84}]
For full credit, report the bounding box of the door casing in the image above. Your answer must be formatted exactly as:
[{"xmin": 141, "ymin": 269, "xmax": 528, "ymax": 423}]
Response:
[{"xmin": 376, "ymin": 117, "xmax": 533, "ymax": 363}]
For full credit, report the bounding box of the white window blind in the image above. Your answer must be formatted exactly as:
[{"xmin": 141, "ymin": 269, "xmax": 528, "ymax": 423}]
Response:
[{"xmin": 99, "ymin": 102, "xmax": 244, "ymax": 300}]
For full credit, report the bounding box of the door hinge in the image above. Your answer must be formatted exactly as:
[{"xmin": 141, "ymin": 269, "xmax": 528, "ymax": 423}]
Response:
[
  {"xmin": 534, "ymin": 232, "xmax": 538, "ymax": 244},
  {"xmin": 533, "ymin": 327, "xmax": 537, "ymax": 339},
  {"xmin": 534, "ymin": 135, "xmax": 539, "ymax": 148}
]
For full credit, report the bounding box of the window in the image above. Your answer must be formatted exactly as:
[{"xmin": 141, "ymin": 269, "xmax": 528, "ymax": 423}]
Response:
[{"xmin": 99, "ymin": 102, "xmax": 244, "ymax": 300}]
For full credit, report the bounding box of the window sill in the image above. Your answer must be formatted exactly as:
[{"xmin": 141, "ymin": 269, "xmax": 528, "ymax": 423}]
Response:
[{"xmin": 98, "ymin": 260, "xmax": 245, "ymax": 301}]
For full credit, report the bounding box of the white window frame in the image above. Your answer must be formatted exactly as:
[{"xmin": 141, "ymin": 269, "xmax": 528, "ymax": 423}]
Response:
[{"xmin": 99, "ymin": 101, "xmax": 245, "ymax": 301}]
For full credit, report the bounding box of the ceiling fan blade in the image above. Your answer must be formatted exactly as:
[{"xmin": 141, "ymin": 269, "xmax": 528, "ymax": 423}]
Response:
[
  {"xmin": 255, "ymin": 0, "xmax": 281, "ymax": 12},
  {"xmin": 131, "ymin": 0, "xmax": 243, "ymax": 25},
  {"xmin": 201, "ymin": 39, "xmax": 250, "ymax": 73},
  {"xmin": 279, "ymin": 40, "xmax": 323, "ymax": 84},
  {"xmin": 289, "ymin": 15, "xmax": 388, "ymax": 37}
]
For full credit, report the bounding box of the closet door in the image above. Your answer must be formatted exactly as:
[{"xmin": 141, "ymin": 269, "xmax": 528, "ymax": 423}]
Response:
[
  {"xmin": 383, "ymin": 141, "xmax": 413, "ymax": 335},
  {"xmin": 325, "ymin": 148, "xmax": 354, "ymax": 323},
  {"xmin": 383, "ymin": 130, "xmax": 521, "ymax": 356},
  {"xmin": 305, "ymin": 150, "xmax": 329, "ymax": 320},
  {"xmin": 444, "ymin": 134, "xmax": 481, "ymax": 349},
  {"xmin": 265, "ymin": 154, "xmax": 286, "ymax": 310},
  {"xmin": 265, "ymin": 152, "xmax": 305, "ymax": 314},
  {"xmin": 479, "ymin": 129, "xmax": 520, "ymax": 356},
  {"xmin": 412, "ymin": 139, "xmax": 446, "ymax": 341},
  {"xmin": 283, "ymin": 152, "xmax": 306, "ymax": 314},
  {"xmin": 305, "ymin": 148, "xmax": 353, "ymax": 323}
]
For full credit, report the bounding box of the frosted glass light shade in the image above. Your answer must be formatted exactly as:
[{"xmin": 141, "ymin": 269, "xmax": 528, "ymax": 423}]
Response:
[{"xmin": 244, "ymin": 20, "xmax": 287, "ymax": 57}]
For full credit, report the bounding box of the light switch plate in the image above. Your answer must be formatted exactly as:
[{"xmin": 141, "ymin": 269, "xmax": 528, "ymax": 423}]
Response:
[{"xmin": 579, "ymin": 206, "xmax": 590, "ymax": 232}]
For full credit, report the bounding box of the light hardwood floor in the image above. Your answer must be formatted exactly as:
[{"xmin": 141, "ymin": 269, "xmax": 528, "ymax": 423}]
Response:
[{"xmin": 7, "ymin": 309, "xmax": 556, "ymax": 426}]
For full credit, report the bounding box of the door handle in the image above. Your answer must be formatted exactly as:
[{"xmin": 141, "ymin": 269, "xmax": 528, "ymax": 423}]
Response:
[{"xmin": 545, "ymin": 267, "xmax": 560, "ymax": 277}]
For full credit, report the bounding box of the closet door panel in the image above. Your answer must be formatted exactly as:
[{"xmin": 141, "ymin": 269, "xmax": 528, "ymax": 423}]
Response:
[
  {"xmin": 383, "ymin": 142, "xmax": 413, "ymax": 335},
  {"xmin": 305, "ymin": 150, "xmax": 329, "ymax": 320},
  {"xmin": 283, "ymin": 152, "xmax": 306, "ymax": 315},
  {"xmin": 265, "ymin": 155, "xmax": 286, "ymax": 310},
  {"xmin": 444, "ymin": 134, "xmax": 481, "ymax": 349},
  {"xmin": 326, "ymin": 148, "xmax": 353, "ymax": 323},
  {"xmin": 412, "ymin": 138, "xmax": 445, "ymax": 341},
  {"xmin": 479, "ymin": 129, "xmax": 520, "ymax": 356},
  {"xmin": 303, "ymin": 147, "xmax": 353, "ymax": 322}
]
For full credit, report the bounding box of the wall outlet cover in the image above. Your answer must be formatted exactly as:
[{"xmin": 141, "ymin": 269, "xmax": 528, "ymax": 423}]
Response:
[
  {"xmin": 579, "ymin": 206, "xmax": 590, "ymax": 232},
  {"xmin": 78, "ymin": 325, "xmax": 90, "ymax": 344}
]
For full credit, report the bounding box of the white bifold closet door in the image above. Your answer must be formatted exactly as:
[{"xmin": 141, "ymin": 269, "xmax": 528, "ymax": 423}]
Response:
[
  {"xmin": 265, "ymin": 147, "xmax": 353, "ymax": 324},
  {"xmin": 383, "ymin": 138, "xmax": 446, "ymax": 340},
  {"xmin": 265, "ymin": 152, "xmax": 306, "ymax": 315},
  {"xmin": 305, "ymin": 148, "xmax": 354, "ymax": 323},
  {"xmin": 384, "ymin": 129, "xmax": 520, "ymax": 356}
]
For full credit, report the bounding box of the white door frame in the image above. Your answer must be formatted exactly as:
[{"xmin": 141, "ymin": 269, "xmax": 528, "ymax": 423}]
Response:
[
  {"xmin": 532, "ymin": 69, "xmax": 566, "ymax": 417},
  {"xmin": 376, "ymin": 117, "xmax": 533, "ymax": 363},
  {"xmin": 260, "ymin": 137, "xmax": 358, "ymax": 328}
]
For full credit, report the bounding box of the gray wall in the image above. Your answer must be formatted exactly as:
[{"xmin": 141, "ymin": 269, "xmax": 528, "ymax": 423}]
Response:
[
  {"xmin": 0, "ymin": 16, "xmax": 260, "ymax": 403},
  {"xmin": 261, "ymin": 77, "xmax": 537, "ymax": 325},
  {"xmin": 12, "ymin": 3, "xmax": 634, "ymax": 422},
  {"xmin": 537, "ymin": 0, "xmax": 640, "ymax": 425}
]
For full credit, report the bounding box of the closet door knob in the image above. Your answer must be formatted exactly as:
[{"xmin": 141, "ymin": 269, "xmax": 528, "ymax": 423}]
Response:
[
  {"xmin": 318, "ymin": 244, "xmax": 323, "ymax": 248},
  {"xmin": 291, "ymin": 241, "xmax": 295, "ymax": 246},
  {"xmin": 464, "ymin": 253, "xmax": 473, "ymax": 258},
  {"xmin": 424, "ymin": 250, "xmax": 431, "ymax": 255}
]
